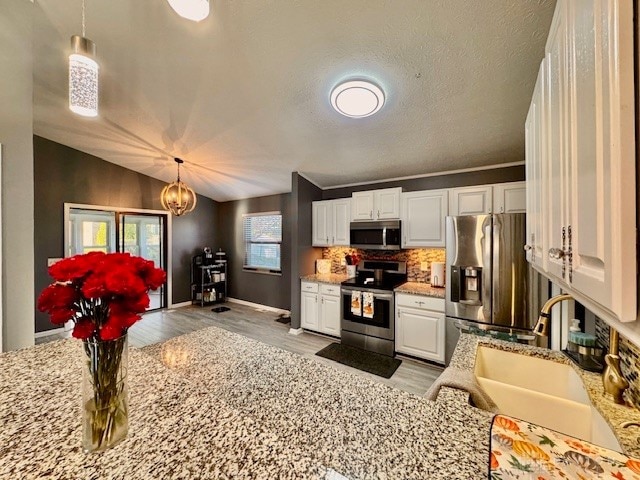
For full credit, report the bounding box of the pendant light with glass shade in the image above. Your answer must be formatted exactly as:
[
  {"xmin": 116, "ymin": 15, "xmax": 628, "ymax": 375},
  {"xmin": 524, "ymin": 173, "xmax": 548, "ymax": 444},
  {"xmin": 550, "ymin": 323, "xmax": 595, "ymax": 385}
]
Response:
[
  {"xmin": 161, "ymin": 158, "xmax": 197, "ymax": 216},
  {"xmin": 69, "ymin": 0, "xmax": 99, "ymax": 117},
  {"xmin": 166, "ymin": 0, "xmax": 210, "ymax": 22}
]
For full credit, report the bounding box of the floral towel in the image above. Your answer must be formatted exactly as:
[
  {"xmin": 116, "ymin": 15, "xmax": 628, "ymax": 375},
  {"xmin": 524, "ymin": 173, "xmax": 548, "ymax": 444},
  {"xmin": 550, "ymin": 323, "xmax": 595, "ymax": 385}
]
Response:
[
  {"xmin": 350, "ymin": 291, "xmax": 361, "ymax": 316},
  {"xmin": 362, "ymin": 292, "xmax": 374, "ymax": 318},
  {"xmin": 489, "ymin": 414, "xmax": 640, "ymax": 479}
]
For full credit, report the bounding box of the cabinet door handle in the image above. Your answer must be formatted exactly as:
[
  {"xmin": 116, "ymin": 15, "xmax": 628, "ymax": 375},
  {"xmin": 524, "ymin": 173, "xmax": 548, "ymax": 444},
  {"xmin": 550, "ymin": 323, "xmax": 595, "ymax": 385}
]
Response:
[
  {"xmin": 524, "ymin": 245, "xmax": 532, "ymax": 252},
  {"xmin": 377, "ymin": 209, "xmax": 380, "ymax": 219},
  {"xmin": 548, "ymin": 248, "xmax": 566, "ymax": 260},
  {"xmin": 332, "ymin": 236, "xmax": 334, "ymax": 244},
  {"xmin": 326, "ymin": 236, "xmax": 328, "ymax": 243},
  {"xmin": 370, "ymin": 210, "xmax": 373, "ymax": 219}
]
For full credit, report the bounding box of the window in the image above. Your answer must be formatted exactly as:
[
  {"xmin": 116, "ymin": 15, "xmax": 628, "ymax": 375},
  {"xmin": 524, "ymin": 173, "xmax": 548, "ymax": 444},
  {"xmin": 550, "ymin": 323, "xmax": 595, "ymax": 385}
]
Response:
[{"xmin": 243, "ymin": 212, "xmax": 282, "ymax": 273}]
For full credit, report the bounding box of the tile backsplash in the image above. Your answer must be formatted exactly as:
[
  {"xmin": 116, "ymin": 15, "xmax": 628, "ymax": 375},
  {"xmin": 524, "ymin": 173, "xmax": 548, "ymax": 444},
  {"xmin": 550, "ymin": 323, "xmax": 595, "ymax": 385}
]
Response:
[
  {"xmin": 594, "ymin": 317, "xmax": 640, "ymax": 408},
  {"xmin": 322, "ymin": 247, "xmax": 446, "ymax": 283}
]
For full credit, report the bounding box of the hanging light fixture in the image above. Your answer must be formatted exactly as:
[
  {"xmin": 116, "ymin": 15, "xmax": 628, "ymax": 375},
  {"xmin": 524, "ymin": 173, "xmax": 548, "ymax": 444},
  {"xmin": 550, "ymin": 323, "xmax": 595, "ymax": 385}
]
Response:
[
  {"xmin": 69, "ymin": 0, "xmax": 99, "ymax": 117},
  {"xmin": 166, "ymin": 0, "xmax": 210, "ymax": 22},
  {"xmin": 161, "ymin": 158, "xmax": 197, "ymax": 216}
]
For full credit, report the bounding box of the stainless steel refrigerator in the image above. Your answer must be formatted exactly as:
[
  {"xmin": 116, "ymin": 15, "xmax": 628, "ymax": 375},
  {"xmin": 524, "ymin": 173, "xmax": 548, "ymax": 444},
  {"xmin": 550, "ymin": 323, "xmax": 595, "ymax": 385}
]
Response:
[{"xmin": 444, "ymin": 214, "xmax": 531, "ymax": 362}]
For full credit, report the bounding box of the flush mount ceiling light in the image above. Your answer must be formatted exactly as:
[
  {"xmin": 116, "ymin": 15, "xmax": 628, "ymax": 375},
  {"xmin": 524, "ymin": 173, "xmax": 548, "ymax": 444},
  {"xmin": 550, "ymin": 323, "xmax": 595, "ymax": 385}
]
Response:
[
  {"xmin": 166, "ymin": 0, "xmax": 210, "ymax": 22},
  {"xmin": 69, "ymin": 0, "xmax": 99, "ymax": 117},
  {"xmin": 330, "ymin": 80, "xmax": 385, "ymax": 118},
  {"xmin": 161, "ymin": 158, "xmax": 197, "ymax": 216}
]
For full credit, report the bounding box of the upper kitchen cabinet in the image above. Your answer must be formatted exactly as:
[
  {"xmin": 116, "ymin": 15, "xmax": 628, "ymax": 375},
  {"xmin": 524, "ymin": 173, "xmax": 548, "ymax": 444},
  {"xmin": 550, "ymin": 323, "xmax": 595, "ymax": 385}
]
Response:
[
  {"xmin": 312, "ymin": 199, "xmax": 351, "ymax": 247},
  {"xmin": 525, "ymin": 61, "xmax": 547, "ymax": 271},
  {"xmin": 449, "ymin": 186, "xmax": 493, "ymax": 216},
  {"xmin": 526, "ymin": 0, "xmax": 636, "ymax": 323},
  {"xmin": 493, "ymin": 182, "xmax": 526, "ymax": 214},
  {"xmin": 351, "ymin": 187, "xmax": 402, "ymax": 221},
  {"xmin": 401, "ymin": 190, "xmax": 448, "ymax": 248}
]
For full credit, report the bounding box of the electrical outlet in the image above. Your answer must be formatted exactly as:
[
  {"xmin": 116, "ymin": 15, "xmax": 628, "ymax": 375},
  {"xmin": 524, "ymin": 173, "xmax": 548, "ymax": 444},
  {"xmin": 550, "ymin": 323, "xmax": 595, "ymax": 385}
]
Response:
[
  {"xmin": 47, "ymin": 257, "xmax": 63, "ymax": 267},
  {"xmin": 340, "ymin": 258, "xmax": 346, "ymax": 266}
]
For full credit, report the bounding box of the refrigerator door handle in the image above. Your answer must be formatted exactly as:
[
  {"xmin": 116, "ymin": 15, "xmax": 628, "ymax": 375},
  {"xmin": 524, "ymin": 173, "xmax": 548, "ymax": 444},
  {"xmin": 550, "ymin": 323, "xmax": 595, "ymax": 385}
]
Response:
[{"xmin": 482, "ymin": 218, "xmax": 492, "ymax": 321}]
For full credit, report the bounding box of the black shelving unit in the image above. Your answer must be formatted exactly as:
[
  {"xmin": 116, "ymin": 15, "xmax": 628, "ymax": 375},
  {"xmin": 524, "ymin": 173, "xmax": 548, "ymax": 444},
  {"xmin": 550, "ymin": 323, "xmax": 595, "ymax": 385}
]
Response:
[{"xmin": 191, "ymin": 256, "xmax": 227, "ymax": 307}]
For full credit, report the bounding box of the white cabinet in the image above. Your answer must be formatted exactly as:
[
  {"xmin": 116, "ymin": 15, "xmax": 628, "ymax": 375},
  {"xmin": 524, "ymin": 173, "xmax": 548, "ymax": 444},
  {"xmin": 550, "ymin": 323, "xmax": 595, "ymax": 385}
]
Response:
[
  {"xmin": 448, "ymin": 186, "xmax": 493, "ymax": 216},
  {"xmin": 351, "ymin": 188, "xmax": 401, "ymax": 221},
  {"xmin": 300, "ymin": 281, "xmax": 341, "ymax": 337},
  {"xmin": 493, "ymin": 182, "xmax": 526, "ymax": 214},
  {"xmin": 525, "ymin": 61, "xmax": 546, "ymax": 270},
  {"xmin": 395, "ymin": 293, "xmax": 445, "ymax": 363},
  {"xmin": 525, "ymin": 0, "xmax": 636, "ymax": 323},
  {"xmin": 312, "ymin": 199, "xmax": 351, "ymax": 247},
  {"xmin": 401, "ymin": 190, "xmax": 448, "ymax": 248},
  {"xmin": 319, "ymin": 285, "xmax": 341, "ymax": 337},
  {"xmin": 300, "ymin": 292, "xmax": 319, "ymax": 330},
  {"xmin": 312, "ymin": 201, "xmax": 332, "ymax": 247},
  {"xmin": 332, "ymin": 199, "xmax": 351, "ymax": 246}
]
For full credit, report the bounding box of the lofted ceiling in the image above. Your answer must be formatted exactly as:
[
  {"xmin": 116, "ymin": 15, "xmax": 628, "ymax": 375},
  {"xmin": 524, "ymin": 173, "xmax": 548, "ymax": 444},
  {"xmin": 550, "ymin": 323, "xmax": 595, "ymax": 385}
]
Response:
[{"xmin": 32, "ymin": 0, "xmax": 556, "ymax": 202}]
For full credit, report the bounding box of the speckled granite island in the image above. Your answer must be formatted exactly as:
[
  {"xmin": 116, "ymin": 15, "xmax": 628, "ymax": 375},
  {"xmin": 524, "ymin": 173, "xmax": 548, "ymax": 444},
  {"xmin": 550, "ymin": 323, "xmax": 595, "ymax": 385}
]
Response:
[
  {"xmin": 300, "ymin": 273, "xmax": 349, "ymax": 284},
  {"xmin": 2, "ymin": 327, "xmax": 638, "ymax": 479}
]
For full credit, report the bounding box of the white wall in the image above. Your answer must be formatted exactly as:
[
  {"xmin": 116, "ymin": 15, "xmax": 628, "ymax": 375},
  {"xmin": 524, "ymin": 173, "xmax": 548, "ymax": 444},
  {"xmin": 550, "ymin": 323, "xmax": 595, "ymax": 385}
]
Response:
[{"xmin": 0, "ymin": 0, "xmax": 35, "ymax": 351}]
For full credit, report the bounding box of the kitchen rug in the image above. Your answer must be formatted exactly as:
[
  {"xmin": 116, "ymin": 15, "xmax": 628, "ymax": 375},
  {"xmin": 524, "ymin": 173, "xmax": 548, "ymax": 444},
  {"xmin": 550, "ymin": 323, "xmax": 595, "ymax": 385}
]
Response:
[{"xmin": 315, "ymin": 343, "xmax": 402, "ymax": 379}]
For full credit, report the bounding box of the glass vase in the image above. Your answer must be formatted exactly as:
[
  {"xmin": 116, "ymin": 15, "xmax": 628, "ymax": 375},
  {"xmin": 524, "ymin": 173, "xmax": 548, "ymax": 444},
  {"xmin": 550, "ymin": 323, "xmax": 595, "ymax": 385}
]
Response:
[{"xmin": 82, "ymin": 334, "xmax": 129, "ymax": 453}]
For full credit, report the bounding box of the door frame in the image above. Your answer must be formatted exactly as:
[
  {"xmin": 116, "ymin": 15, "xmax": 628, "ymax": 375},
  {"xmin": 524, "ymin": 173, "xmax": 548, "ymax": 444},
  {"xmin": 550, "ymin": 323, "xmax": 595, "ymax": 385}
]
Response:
[{"xmin": 63, "ymin": 203, "xmax": 173, "ymax": 308}]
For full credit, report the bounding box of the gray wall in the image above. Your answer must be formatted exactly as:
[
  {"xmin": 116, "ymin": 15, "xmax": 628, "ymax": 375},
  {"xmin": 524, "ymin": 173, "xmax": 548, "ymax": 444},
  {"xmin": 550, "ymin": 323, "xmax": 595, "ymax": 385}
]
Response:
[
  {"xmin": 217, "ymin": 193, "xmax": 292, "ymax": 310},
  {"xmin": 290, "ymin": 173, "xmax": 323, "ymax": 329},
  {"xmin": 1, "ymin": 0, "xmax": 35, "ymax": 351},
  {"xmin": 321, "ymin": 165, "xmax": 525, "ymax": 199},
  {"xmin": 34, "ymin": 136, "xmax": 218, "ymax": 333}
]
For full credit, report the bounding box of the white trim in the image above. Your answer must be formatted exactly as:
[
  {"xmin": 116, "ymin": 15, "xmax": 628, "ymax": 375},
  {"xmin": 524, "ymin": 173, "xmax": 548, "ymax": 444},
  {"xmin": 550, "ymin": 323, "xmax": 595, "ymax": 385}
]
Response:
[
  {"xmin": 296, "ymin": 172, "xmax": 323, "ymax": 189},
  {"xmin": 227, "ymin": 297, "xmax": 291, "ymax": 316},
  {"xmin": 288, "ymin": 328, "xmax": 304, "ymax": 336},
  {"xmin": 35, "ymin": 327, "xmax": 67, "ymax": 339},
  {"xmin": 317, "ymin": 161, "xmax": 526, "ymax": 190},
  {"xmin": 169, "ymin": 300, "xmax": 192, "ymax": 309},
  {"xmin": 242, "ymin": 210, "xmax": 281, "ymax": 217}
]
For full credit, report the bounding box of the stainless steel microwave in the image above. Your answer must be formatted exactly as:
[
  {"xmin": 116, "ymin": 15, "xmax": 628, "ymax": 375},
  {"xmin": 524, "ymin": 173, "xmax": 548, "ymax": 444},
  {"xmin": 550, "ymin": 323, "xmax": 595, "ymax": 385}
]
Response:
[{"xmin": 349, "ymin": 220, "xmax": 401, "ymax": 250}]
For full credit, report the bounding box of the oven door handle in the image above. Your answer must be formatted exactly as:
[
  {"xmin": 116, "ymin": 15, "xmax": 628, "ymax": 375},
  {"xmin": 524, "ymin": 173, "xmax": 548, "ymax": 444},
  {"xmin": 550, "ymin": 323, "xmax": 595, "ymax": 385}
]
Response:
[{"xmin": 341, "ymin": 289, "xmax": 394, "ymax": 300}]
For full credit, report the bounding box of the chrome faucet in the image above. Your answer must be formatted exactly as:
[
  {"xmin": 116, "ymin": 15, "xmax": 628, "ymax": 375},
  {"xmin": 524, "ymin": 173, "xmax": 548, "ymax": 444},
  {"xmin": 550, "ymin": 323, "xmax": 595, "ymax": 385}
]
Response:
[
  {"xmin": 532, "ymin": 293, "xmax": 574, "ymax": 336},
  {"xmin": 533, "ymin": 293, "xmax": 629, "ymax": 405}
]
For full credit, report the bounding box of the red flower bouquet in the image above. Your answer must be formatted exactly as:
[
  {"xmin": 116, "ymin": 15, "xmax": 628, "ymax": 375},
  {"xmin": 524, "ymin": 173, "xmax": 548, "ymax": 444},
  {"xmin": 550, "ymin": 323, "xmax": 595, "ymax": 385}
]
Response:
[
  {"xmin": 38, "ymin": 251, "xmax": 166, "ymax": 340},
  {"xmin": 37, "ymin": 252, "xmax": 166, "ymax": 452}
]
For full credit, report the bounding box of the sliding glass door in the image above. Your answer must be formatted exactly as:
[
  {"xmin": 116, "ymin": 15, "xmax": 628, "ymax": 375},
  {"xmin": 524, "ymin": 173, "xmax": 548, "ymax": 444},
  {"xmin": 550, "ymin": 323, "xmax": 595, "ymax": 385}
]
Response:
[
  {"xmin": 118, "ymin": 213, "xmax": 166, "ymax": 310},
  {"xmin": 67, "ymin": 207, "xmax": 168, "ymax": 311}
]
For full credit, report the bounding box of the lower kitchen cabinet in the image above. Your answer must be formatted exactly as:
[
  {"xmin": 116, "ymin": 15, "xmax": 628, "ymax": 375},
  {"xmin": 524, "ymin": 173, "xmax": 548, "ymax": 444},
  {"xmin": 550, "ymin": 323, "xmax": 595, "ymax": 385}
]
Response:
[
  {"xmin": 395, "ymin": 293, "xmax": 445, "ymax": 363},
  {"xmin": 300, "ymin": 281, "xmax": 341, "ymax": 337}
]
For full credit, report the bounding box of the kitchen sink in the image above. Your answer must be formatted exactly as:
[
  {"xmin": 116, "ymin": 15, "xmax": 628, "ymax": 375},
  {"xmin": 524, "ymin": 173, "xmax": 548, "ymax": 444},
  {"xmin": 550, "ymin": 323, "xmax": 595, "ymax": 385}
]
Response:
[{"xmin": 475, "ymin": 346, "xmax": 621, "ymax": 451}]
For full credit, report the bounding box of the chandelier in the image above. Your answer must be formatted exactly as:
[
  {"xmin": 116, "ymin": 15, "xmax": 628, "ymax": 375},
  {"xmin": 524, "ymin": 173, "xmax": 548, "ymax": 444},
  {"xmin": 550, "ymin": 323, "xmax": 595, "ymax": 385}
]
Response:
[
  {"xmin": 69, "ymin": 0, "xmax": 99, "ymax": 117},
  {"xmin": 161, "ymin": 158, "xmax": 197, "ymax": 216}
]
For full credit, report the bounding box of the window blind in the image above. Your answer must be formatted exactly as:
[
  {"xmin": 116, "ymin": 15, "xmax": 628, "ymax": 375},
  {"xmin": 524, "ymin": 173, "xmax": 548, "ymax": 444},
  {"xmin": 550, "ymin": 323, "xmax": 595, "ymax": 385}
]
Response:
[{"xmin": 243, "ymin": 212, "xmax": 282, "ymax": 272}]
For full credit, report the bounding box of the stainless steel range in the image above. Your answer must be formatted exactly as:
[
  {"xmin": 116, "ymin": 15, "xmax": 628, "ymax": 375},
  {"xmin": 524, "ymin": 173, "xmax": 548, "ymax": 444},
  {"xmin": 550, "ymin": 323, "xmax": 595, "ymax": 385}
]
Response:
[{"xmin": 340, "ymin": 260, "xmax": 407, "ymax": 356}]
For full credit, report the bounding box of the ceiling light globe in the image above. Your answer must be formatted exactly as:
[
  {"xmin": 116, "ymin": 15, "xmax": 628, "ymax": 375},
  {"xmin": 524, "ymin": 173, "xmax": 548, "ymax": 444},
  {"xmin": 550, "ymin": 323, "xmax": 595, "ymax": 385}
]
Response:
[
  {"xmin": 166, "ymin": 0, "xmax": 210, "ymax": 22},
  {"xmin": 69, "ymin": 37, "xmax": 99, "ymax": 118},
  {"xmin": 330, "ymin": 80, "xmax": 385, "ymax": 118}
]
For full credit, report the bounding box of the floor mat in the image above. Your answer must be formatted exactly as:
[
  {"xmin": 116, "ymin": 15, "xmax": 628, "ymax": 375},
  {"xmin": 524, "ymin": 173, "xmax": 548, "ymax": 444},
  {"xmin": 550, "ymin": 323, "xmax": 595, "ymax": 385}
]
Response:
[
  {"xmin": 211, "ymin": 306, "xmax": 231, "ymax": 313},
  {"xmin": 315, "ymin": 343, "xmax": 402, "ymax": 379},
  {"xmin": 275, "ymin": 315, "xmax": 291, "ymax": 324}
]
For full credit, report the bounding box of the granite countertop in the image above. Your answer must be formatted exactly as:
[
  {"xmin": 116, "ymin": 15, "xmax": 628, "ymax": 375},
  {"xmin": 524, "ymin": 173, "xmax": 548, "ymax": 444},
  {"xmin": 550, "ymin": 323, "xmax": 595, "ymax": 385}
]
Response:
[
  {"xmin": 1, "ymin": 326, "xmax": 494, "ymax": 479},
  {"xmin": 4, "ymin": 326, "xmax": 638, "ymax": 478},
  {"xmin": 300, "ymin": 273, "xmax": 349, "ymax": 284},
  {"xmin": 448, "ymin": 334, "xmax": 640, "ymax": 458},
  {"xmin": 395, "ymin": 282, "xmax": 446, "ymax": 298}
]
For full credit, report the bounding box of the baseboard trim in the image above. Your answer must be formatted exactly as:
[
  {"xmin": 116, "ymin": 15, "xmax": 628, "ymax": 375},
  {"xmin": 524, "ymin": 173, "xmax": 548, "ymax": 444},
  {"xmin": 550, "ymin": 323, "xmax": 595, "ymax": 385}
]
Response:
[
  {"xmin": 34, "ymin": 327, "xmax": 66, "ymax": 339},
  {"xmin": 288, "ymin": 328, "xmax": 304, "ymax": 336},
  {"xmin": 169, "ymin": 301, "xmax": 192, "ymax": 309},
  {"xmin": 227, "ymin": 297, "xmax": 291, "ymax": 316}
]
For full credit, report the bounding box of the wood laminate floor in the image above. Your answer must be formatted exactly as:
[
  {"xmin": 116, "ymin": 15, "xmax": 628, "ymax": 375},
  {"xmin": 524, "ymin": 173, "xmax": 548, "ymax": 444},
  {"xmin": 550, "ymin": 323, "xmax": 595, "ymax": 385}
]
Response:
[{"xmin": 36, "ymin": 302, "xmax": 443, "ymax": 396}]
